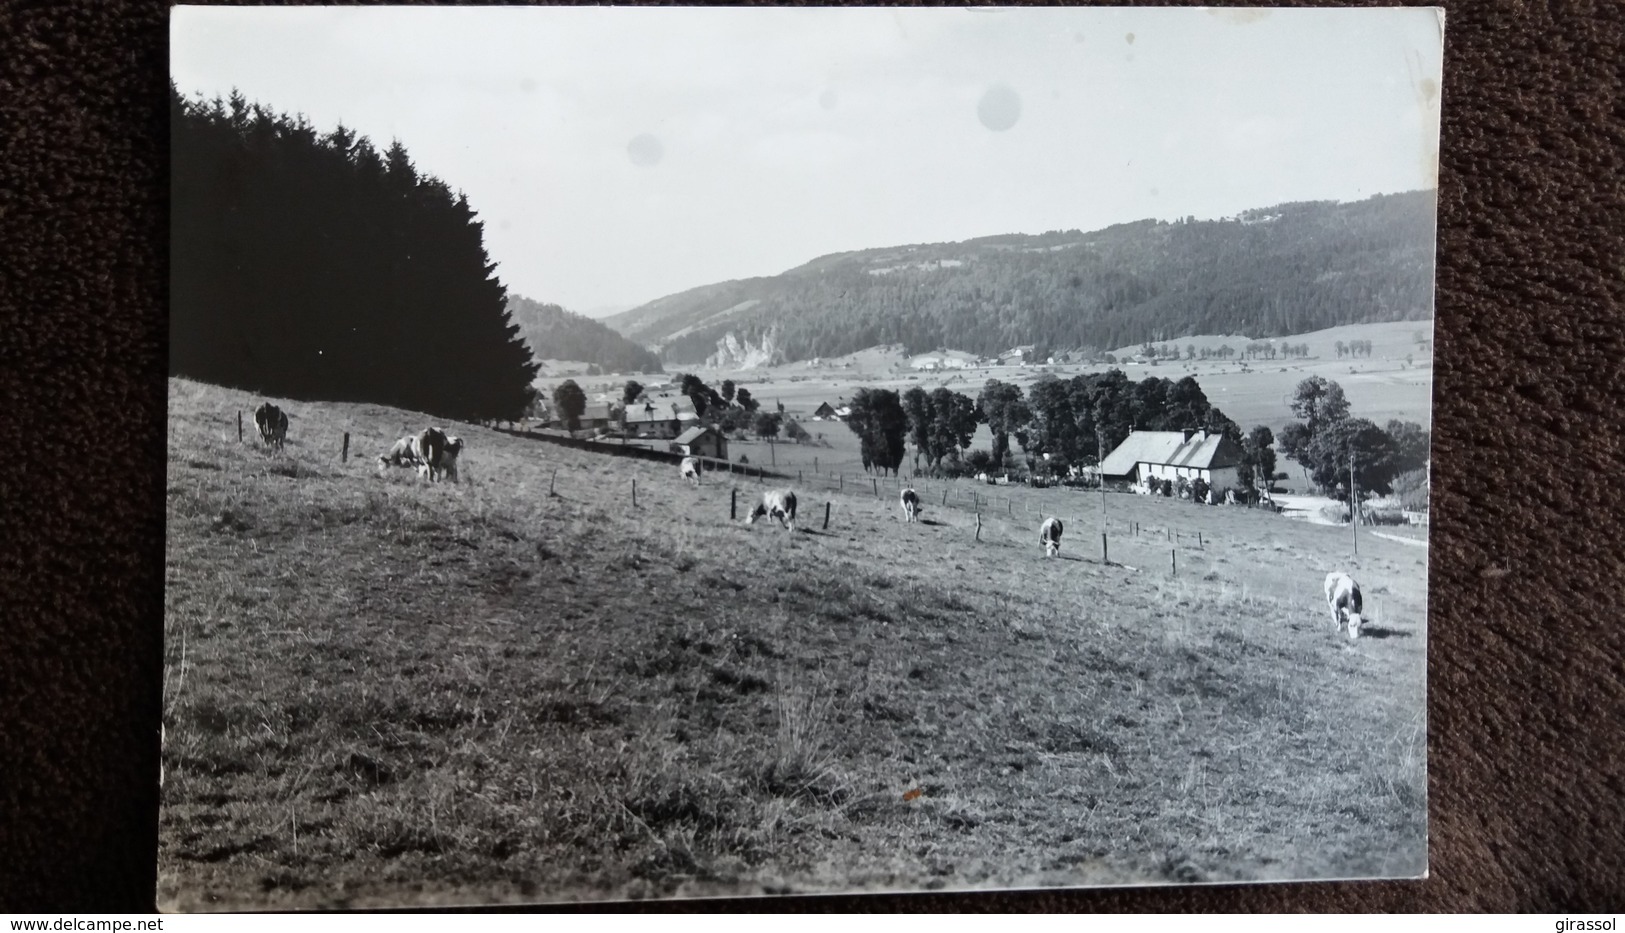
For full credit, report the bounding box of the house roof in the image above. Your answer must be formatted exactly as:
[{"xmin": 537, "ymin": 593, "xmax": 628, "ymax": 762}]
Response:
[
  {"xmin": 1100, "ymin": 432, "xmax": 1187, "ymax": 476},
  {"xmin": 674, "ymin": 426, "xmax": 718, "ymax": 446},
  {"xmin": 1100, "ymin": 430, "xmax": 1243, "ymax": 475},
  {"xmin": 625, "ymin": 403, "xmax": 681, "ymax": 425},
  {"xmin": 1164, "ymin": 432, "xmax": 1244, "ymax": 470},
  {"xmin": 813, "ymin": 402, "xmax": 836, "ymax": 414}
]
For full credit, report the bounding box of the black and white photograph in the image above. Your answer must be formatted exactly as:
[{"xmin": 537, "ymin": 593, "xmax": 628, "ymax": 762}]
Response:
[{"xmin": 162, "ymin": 5, "xmax": 1443, "ymax": 910}]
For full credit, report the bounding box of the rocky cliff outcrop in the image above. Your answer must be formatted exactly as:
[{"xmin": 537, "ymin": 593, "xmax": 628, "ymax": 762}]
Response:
[{"xmin": 706, "ymin": 330, "xmax": 783, "ymax": 369}]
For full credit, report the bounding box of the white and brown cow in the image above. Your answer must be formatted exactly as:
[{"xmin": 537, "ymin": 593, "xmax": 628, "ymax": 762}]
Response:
[
  {"xmin": 680, "ymin": 456, "xmax": 702, "ymax": 487},
  {"xmin": 254, "ymin": 402, "xmax": 288, "ymax": 449},
  {"xmin": 900, "ymin": 486, "xmax": 921, "ymax": 523},
  {"xmin": 1324, "ymin": 571, "xmax": 1364, "ymax": 640},
  {"xmin": 377, "ymin": 435, "xmax": 420, "ymax": 470},
  {"xmin": 1039, "ymin": 516, "xmax": 1063, "ymax": 557},
  {"xmin": 746, "ymin": 489, "xmax": 798, "ymax": 532}
]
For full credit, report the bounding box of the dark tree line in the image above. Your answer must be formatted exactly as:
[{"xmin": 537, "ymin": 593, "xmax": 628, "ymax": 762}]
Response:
[
  {"xmin": 170, "ymin": 85, "xmax": 536, "ymax": 420},
  {"xmin": 977, "ymin": 372, "xmax": 1244, "ymax": 473},
  {"xmin": 839, "ymin": 371, "xmax": 1253, "ymax": 481}
]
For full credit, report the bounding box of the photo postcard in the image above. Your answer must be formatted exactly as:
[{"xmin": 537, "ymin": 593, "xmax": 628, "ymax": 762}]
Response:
[{"xmin": 162, "ymin": 5, "xmax": 1442, "ymax": 910}]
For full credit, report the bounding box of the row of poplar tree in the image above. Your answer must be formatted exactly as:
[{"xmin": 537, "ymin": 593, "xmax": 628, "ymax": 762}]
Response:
[{"xmin": 839, "ymin": 371, "xmax": 1428, "ymax": 501}]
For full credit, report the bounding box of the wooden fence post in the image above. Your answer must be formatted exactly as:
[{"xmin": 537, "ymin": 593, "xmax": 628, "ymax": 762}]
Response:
[
  {"xmin": 814, "ymin": 457, "xmax": 819, "ymax": 473},
  {"xmin": 632, "ymin": 479, "xmax": 637, "ymax": 508},
  {"xmin": 237, "ymin": 411, "xmax": 243, "ymax": 443},
  {"xmin": 823, "ymin": 501, "xmax": 831, "ymax": 530},
  {"xmin": 1102, "ymin": 532, "xmax": 1109, "ymax": 564},
  {"xmin": 942, "ymin": 488, "xmax": 949, "ymax": 506},
  {"xmin": 341, "ymin": 432, "xmax": 349, "ymax": 463},
  {"xmin": 975, "ymin": 512, "xmax": 982, "ymax": 542},
  {"xmin": 731, "ymin": 488, "xmax": 737, "ymax": 520},
  {"xmin": 872, "ymin": 477, "xmax": 878, "ymax": 498},
  {"xmin": 550, "ymin": 468, "xmax": 557, "ymax": 496},
  {"xmin": 839, "ymin": 474, "xmax": 843, "ymax": 491},
  {"xmin": 1198, "ymin": 531, "xmax": 1203, "ymax": 548},
  {"xmin": 1171, "ymin": 548, "xmax": 1177, "ymax": 576}
]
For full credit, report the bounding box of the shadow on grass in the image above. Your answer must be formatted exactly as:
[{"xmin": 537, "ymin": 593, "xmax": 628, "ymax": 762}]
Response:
[{"xmin": 1356, "ymin": 625, "xmax": 1412, "ymax": 639}]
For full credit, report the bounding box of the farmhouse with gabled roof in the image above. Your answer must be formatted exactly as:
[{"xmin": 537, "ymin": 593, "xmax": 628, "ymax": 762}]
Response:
[{"xmin": 1100, "ymin": 428, "xmax": 1244, "ymax": 489}]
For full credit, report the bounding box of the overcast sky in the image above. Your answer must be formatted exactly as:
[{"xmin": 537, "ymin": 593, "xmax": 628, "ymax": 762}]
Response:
[{"xmin": 171, "ymin": 6, "xmax": 1443, "ymax": 317}]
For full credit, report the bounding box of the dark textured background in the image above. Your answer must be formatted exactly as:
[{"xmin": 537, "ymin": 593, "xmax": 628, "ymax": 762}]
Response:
[{"xmin": 2, "ymin": 0, "xmax": 1621, "ymax": 914}]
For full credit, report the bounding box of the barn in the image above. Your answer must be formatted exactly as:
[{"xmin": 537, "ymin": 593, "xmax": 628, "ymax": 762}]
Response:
[
  {"xmin": 812, "ymin": 402, "xmax": 837, "ymax": 420},
  {"xmin": 672, "ymin": 425, "xmax": 727, "ymax": 460},
  {"xmin": 1100, "ymin": 428, "xmax": 1244, "ymax": 490}
]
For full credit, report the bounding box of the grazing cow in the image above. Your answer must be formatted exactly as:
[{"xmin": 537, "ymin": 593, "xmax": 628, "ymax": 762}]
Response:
[
  {"xmin": 1039, "ymin": 516, "xmax": 1063, "ymax": 557},
  {"xmin": 900, "ymin": 486, "xmax": 921, "ymax": 523},
  {"xmin": 254, "ymin": 403, "xmax": 288, "ymax": 449},
  {"xmin": 411, "ymin": 427, "xmax": 464, "ymax": 483},
  {"xmin": 377, "ymin": 435, "xmax": 420, "ymax": 470},
  {"xmin": 1324, "ymin": 571, "xmax": 1364, "ymax": 640},
  {"xmin": 746, "ymin": 489, "xmax": 798, "ymax": 532},
  {"xmin": 680, "ymin": 456, "xmax": 702, "ymax": 487}
]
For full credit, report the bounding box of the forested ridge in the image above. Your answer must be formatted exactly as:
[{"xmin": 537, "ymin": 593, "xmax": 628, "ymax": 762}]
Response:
[
  {"xmin": 170, "ymin": 85, "xmax": 537, "ymax": 420},
  {"xmin": 505, "ymin": 295, "xmax": 664, "ymax": 375},
  {"xmin": 607, "ymin": 191, "xmax": 1437, "ymax": 365}
]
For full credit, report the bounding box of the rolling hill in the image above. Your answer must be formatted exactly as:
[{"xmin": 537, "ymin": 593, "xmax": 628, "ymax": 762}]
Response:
[
  {"xmin": 605, "ymin": 190, "xmax": 1437, "ymax": 368},
  {"xmin": 506, "ymin": 294, "xmax": 665, "ymax": 375}
]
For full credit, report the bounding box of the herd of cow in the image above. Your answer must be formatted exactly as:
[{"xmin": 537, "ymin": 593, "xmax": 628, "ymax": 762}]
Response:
[{"xmin": 248, "ymin": 402, "xmax": 1372, "ymax": 640}]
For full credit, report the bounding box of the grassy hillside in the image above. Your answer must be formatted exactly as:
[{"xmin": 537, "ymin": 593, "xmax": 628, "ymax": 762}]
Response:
[
  {"xmin": 605, "ymin": 191, "xmax": 1437, "ymax": 366},
  {"xmin": 160, "ymin": 377, "xmax": 1427, "ymax": 909}
]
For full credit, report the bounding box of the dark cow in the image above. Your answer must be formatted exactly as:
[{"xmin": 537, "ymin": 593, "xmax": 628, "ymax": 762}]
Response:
[
  {"xmin": 254, "ymin": 403, "xmax": 288, "ymax": 449},
  {"xmin": 411, "ymin": 427, "xmax": 464, "ymax": 483}
]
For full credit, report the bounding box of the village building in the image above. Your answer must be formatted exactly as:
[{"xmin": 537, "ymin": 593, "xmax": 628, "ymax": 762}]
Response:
[
  {"xmin": 551, "ymin": 401, "xmax": 614, "ymax": 433},
  {"xmin": 812, "ymin": 402, "xmax": 837, "ymax": 420},
  {"xmin": 672, "ymin": 425, "xmax": 728, "ymax": 460},
  {"xmin": 1099, "ymin": 428, "xmax": 1244, "ymax": 490},
  {"xmin": 623, "ymin": 397, "xmax": 700, "ymax": 439}
]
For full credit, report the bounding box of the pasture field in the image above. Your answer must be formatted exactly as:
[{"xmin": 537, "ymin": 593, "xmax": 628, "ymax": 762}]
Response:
[{"xmin": 160, "ymin": 377, "xmax": 1428, "ymax": 910}]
